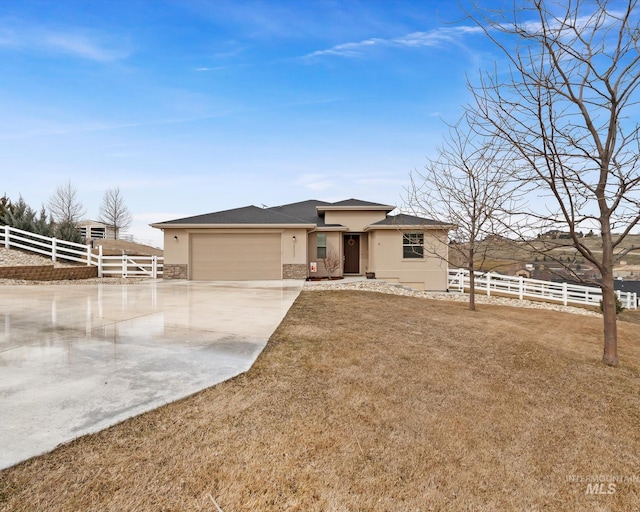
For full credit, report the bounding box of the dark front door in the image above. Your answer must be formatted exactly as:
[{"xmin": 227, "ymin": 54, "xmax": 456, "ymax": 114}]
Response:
[{"xmin": 343, "ymin": 234, "xmax": 360, "ymax": 274}]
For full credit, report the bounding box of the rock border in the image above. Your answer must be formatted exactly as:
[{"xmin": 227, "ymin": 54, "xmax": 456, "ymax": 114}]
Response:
[{"xmin": 304, "ymin": 279, "xmax": 601, "ymax": 317}]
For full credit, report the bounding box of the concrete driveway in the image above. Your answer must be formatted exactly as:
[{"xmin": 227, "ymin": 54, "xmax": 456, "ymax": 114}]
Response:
[{"xmin": 0, "ymin": 280, "xmax": 303, "ymax": 470}]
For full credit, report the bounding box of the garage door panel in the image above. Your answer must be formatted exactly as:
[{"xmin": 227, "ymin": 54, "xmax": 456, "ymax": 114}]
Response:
[{"xmin": 190, "ymin": 233, "xmax": 281, "ymax": 280}]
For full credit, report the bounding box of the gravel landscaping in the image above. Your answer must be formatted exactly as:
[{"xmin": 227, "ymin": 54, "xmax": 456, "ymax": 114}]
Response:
[
  {"xmin": 0, "ymin": 247, "xmax": 77, "ymax": 267},
  {"xmin": 304, "ymin": 279, "xmax": 602, "ymax": 317}
]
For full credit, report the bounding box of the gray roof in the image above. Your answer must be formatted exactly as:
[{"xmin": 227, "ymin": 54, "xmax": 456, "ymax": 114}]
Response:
[
  {"xmin": 153, "ymin": 200, "xmax": 446, "ymax": 228},
  {"xmin": 266, "ymin": 200, "xmax": 331, "ymax": 225},
  {"xmin": 371, "ymin": 213, "xmax": 446, "ymax": 226},
  {"xmin": 155, "ymin": 205, "xmax": 312, "ymax": 225},
  {"xmin": 326, "ymin": 198, "xmax": 394, "ymax": 209}
]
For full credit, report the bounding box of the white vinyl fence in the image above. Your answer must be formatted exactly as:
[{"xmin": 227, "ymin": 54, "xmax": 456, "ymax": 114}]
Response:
[
  {"xmin": 448, "ymin": 269, "xmax": 637, "ymax": 310},
  {"xmin": 1, "ymin": 225, "xmax": 163, "ymax": 278}
]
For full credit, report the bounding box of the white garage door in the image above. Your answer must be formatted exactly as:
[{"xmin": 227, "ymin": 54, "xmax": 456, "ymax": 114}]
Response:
[{"xmin": 190, "ymin": 233, "xmax": 282, "ymax": 280}]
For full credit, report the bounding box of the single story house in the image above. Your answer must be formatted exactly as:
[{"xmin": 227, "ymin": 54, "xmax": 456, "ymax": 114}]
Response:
[
  {"xmin": 151, "ymin": 199, "xmax": 454, "ymax": 291},
  {"xmin": 78, "ymin": 220, "xmax": 116, "ymax": 240}
]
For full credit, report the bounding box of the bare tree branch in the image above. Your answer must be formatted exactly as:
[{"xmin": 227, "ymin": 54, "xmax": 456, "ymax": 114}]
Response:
[
  {"xmin": 464, "ymin": 0, "xmax": 640, "ymax": 366},
  {"xmin": 405, "ymin": 114, "xmax": 521, "ymax": 310},
  {"xmin": 48, "ymin": 180, "xmax": 86, "ymax": 226},
  {"xmin": 98, "ymin": 187, "xmax": 133, "ymax": 240}
]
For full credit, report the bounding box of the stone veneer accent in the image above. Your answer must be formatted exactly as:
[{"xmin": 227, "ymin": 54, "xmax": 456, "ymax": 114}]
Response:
[
  {"xmin": 0, "ymin": 265, "xmax": 97, "ymax": 281},
  {"xmin": 163, "ymin": 263, "xmax": 188, "ymax": 279},
  {"xmin": 283, "ymin": 263, "xmax": 307, "ymax": 279}
]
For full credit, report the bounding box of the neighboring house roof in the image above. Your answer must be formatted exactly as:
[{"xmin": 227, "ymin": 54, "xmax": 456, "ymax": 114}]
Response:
[
  {"xmin": 151, "ymin": 199, "xmax": 448, "ymax": 229},
  {"xmin": 78, "ymin": 219, "xmax": 109, "ymax": 228},
  {"xmin": 614, "ymin": 280, "xmax": 640, "ymax": 295}
]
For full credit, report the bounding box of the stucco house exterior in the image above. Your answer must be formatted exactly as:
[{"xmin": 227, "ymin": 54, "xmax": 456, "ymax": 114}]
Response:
[{"xmin": 151, "ymin": 199, "xmax": 454, "ymax": 291}]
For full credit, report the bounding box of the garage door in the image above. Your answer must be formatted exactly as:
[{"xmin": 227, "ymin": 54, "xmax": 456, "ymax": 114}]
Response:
[{"xmin": 190, "ymin": 233, "xmax": 282, "ymax": 280}]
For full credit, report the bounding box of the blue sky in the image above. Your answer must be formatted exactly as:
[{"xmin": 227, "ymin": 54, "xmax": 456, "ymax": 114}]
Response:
[{"xmin": 0, "ymin": 0, "xmax": 497, "ymax": 246}]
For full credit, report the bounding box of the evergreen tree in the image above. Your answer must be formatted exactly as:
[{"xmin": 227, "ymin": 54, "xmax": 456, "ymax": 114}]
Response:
[
  {"xmin": 54, "ymin": 220, "xmax": 83, "ymax": 244},
  {"xmin": 0, "ymin": 194, "xmax": 12, "ymax": 224}
]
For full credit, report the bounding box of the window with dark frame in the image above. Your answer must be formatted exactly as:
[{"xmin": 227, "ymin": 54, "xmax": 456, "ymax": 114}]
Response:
[
  {"xmin": 317, "ymin": 233, "xmax": 327, "ymax": 258},
  {"xmin": 403, "ymin": 232, "xmax": 424, "ymax": 258}
]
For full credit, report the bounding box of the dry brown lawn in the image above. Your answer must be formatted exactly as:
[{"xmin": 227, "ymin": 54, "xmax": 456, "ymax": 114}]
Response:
[{"xmin": 1, "ymin": 290, "xmax": 640, "ymax": 511}]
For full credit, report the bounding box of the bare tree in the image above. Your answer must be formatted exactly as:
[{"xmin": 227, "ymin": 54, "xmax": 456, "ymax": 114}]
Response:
[
  {"xmin": 465, "ymin": 0, "xmax": 640, "ymax": 365},
  {"xmin": 48, "ymin": 180, "xmax": 86, "ymax": 226},
  {"xmin": 48, "ymin": 181, "xmax": 85, "ymax": 242},
  {"xmin": 98, "ymin": 187, "xmax": 133, "ymax": 240},
  {"xmin": 406, "ymin": 115, "xmax": 518, "ymax": 311},
  {"xmin": 322, "ymin": 249, "xmax": 341, "ymax": 279}
]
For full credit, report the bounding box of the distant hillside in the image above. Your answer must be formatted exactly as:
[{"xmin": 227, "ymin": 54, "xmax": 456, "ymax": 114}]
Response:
[
  {"xmin": 452, "ymin": 234, "xmax": 640, "ymax": 277},
  {"xmin": 92, "ymin": 239, "xmax": 163, "ymax": 257}
]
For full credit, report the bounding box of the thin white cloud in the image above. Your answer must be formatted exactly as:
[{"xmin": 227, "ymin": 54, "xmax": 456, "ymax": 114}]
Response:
[
  {"xmin": 44, "ymin": 32, "xmax": 126, "ymax": 61},
  {"xmin": 297, "ymin": 174, "xmax": 336, "ymax": 191},
  {"xmin": 0, "ymin": 23, "xmax": 129, "ymax": 62},
  {"xmin": 303, "ymin": 26, "xmax": 483, "ymax": 59},
  {"xmin": 0, "ymin": 112, "xmax": 233, "ymax": 141},
  {"xmin": 518, "ymin": 10, "xmax": 628, "ymax": 37},
  {"xmin": 306, "ymin": 180, "xmax": 334, "ymax": 191},
  {"xmin": 354, "ymin": 177, "xmax": 405, "ymax": 186},
  {"xmin": 212, "ymin": 43, "xmax": 246, "ymax": 59}
]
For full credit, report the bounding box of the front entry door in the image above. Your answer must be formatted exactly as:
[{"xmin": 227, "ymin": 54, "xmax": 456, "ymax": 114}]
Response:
[{"xmin": 343, "ymin": 234, "xmax": 360, "ymax": 274}]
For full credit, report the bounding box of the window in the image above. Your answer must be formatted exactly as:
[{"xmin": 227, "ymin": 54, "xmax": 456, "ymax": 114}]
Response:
[
  {"xmin": 403, "ymin": 232, "xmax": 424, "ymax": 258},
  {"xmin": 317, "ymin": 233, "xmax": 327, "ymax": 258}
]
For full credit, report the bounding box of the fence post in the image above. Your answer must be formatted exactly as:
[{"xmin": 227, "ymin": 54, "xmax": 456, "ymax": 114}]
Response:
[
  {"xmin": 626, "ymin": 292, "xmax": 632, "ymax": 310},
  {"xmin": 562, "ymin": 282, "xmax": 568, "ymax": 306},
  {"xmin": 3, "ymin": 225, "xmax": 8, "ymax": 248},
  {"xmin": 86, "ymin": 244, "xmax": 92, "ymax": 266},
  {"xmin": 122, "ymin": 254, "xmax": 128, "ymax": 278},
  {"xmin": 519, "ymin": 276, "xmax": 524, "ymax": 300},
  {"xmin": 98, "ymin": 245, "xmax": 103, "ymax": 278},
  {"xmin": 51, "ymin": 238, "xmax": 57, "ymax": 263},
  {"xmin": 152, "ymin": 255, "xmax": 157, "ymax": 279},
  {"xmin": 486, "ymin": 272, "xmax": 491, "ymax": 297}
]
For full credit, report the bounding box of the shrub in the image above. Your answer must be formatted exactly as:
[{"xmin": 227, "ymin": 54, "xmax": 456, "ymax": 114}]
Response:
[
  {"xmin": 1, "ymin": 197, "xmax": 53, "ymax": 236},
  {"xmin": 600, "ymin": 295, "xmax": 625, "ymax": 315},
  {"xmin": 54, "ymin": 220, "xmax": 84, "ymax": 244},
  {"xmin": 1, "ymin": 196, "xmax": 83, "ymax": 244}
]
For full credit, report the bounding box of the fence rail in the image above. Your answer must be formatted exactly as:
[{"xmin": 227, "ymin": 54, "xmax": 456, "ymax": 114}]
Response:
[
  {"xmin": 1, "ymin": 225, "xmax": 163, "ymax": 279},
  {"xmin": 447, "ymin": 269, "xmax": 637, "ymax": 310}
]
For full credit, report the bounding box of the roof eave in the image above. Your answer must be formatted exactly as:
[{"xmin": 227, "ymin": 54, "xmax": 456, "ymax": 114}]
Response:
[
  {"xmin": 151, "ymin": 223, "xmax": 317, "ymax": 230},
  {"xmin": 316, "ymin": 205, "xmax": 395, "ymax": 213},
  {"xmin": 364, "ymin": 224, "xmax": 456, "ymax": 232},
  {"xmin": 309, "ymin": 225, "xmax": 349, "ymax": 232}
]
